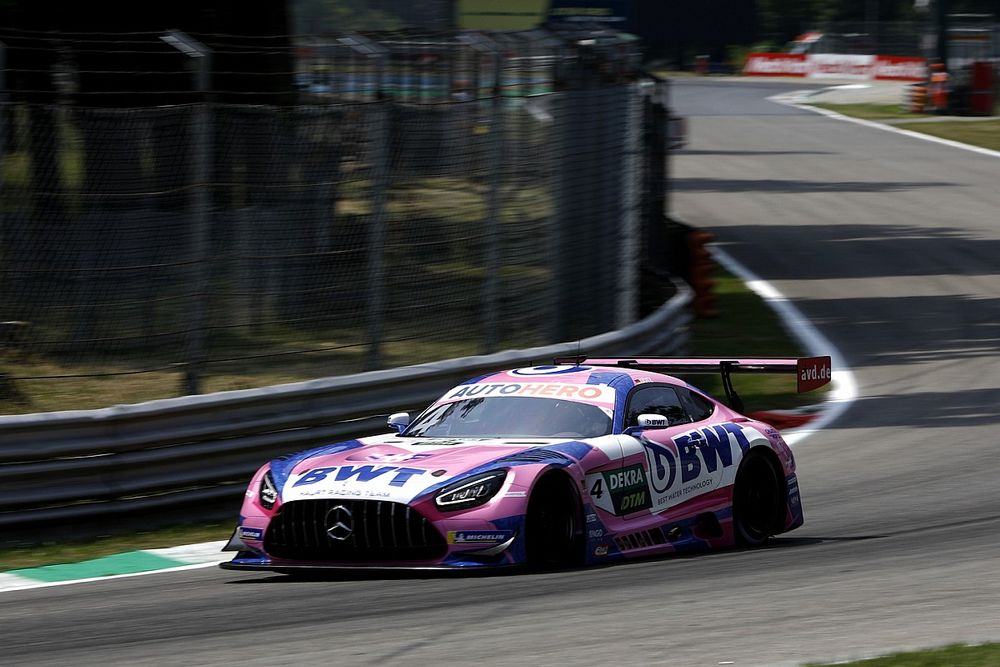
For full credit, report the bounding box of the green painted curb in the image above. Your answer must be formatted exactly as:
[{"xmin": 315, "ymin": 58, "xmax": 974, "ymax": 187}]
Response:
[
  {"xmin": 1, "ymin": 541, "xmax": 227, "ymax": 591},
  {"xmin": 8, "ymin": 551, "xmax": 184, "ymax": 583}
]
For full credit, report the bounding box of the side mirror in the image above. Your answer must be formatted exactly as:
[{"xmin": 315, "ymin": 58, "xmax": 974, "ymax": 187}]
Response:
[
  {"xmin": 637, "ymin": 414, "xmax": 671, "ymax": 428},
  {"xmin": 387, "ymin": 412, "xmax": 410, "ymax": 434},
  {"xmin": 623, "ymin": 413, "xmax": 672, "ymax": 436}
]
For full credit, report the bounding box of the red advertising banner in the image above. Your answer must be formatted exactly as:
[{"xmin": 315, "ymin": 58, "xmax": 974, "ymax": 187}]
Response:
[
  {"xmin": 742, "ymin": 53, "xmax": 927, "ymax": 81},
  {"xmin": 743, "ymin": 53, "xmax": 808, "ymax": 77},
  {"xmin": 809, "ymin": 54, "xmax": 875, "ymax": 79},
  {"xmin": 873, "ymin": 56, "xmax": 927, "ymax": 81}
]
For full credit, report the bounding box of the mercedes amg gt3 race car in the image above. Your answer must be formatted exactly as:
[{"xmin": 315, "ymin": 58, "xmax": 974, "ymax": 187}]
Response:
[{"xmin": 220, "ymin": 356, "xmax": 831, "ymax": 571}]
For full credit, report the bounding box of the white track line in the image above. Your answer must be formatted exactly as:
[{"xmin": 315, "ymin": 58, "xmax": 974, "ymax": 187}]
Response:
[
  {"xmin": 711, "ymin": 247, "xmax": 858, "ymax": 446},
  {"xmin": 0, "ymin": 561, "xmax": 222, "ymax": 593},
  {"xmin": 773, "ymin": 91, "xmax": 1000, "ymax": 159}
]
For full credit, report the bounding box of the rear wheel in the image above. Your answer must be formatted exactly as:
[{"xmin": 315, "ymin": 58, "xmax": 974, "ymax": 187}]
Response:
[
  {"xmin": 732, "ymin": 451, "xmax": 784, "ymax": 547},
  {"xmin": 525, "ymin": 475, "xmax": 582, "ymax": 568}
]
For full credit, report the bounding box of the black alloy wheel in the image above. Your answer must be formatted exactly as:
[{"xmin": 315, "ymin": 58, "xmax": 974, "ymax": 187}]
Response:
[
  {"xmin": 525, "ymin": 476, "xmax": 582, "ymax": 568},
  {"xmin": 733, "ymin": 452, "xmax": 784, "ymax": 547}
]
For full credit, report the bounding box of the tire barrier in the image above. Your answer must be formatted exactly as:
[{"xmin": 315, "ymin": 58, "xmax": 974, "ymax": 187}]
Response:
[
  {"xmin": 687, "ymin": 231, "xmax": 719, "ymax": 318},
  {"xmin": 907, "ymin": 83, "xmax": 927, "ymax": 113}
]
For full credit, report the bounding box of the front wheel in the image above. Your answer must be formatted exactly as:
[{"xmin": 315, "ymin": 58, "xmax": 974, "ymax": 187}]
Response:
[
  {"xmin": 732, "ymin": 452, "xmax": 784, "ymax": 547},
  {"xmin": 525, "ymin": 475, "xmax": 582, "ymax": 568}
]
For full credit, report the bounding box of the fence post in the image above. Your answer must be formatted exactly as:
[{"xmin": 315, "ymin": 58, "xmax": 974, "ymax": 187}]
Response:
[
  {"xmin": 0, "ymin": 40, "xmax": 7, "ymax": 232},
  {"xmin": 339, "ymin": 35, "xmax": 389, "ymax": 371},
  {"xmin": 483, "ymin": 48, "xmax": 505, "ymax": 353},
  {"xmin": 0, "ymin": 41, "xmax": 6, "ymax": 322},
  {"xmin": 0, "ymin": 39, "xmax": 6, "ymax": 159},
  {"xmin": 162, "ymin": 31, "xmax": 212, "ymax": 395},
  {"xmin": 662, "ymin": 77, "xmax": 672, "ymax": 219},
  {"xmin": 367, "ymin": 66, "xmax": 389, "ymax": 370},
  {"xmin": 459, "ymin": 33, "xmax": 503, "ymax": 353},
  {"xmin": 617, "ymin": 82, "xmax": 641, "ymax": 329}
]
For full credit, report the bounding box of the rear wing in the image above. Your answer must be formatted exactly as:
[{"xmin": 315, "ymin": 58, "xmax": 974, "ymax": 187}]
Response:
[{"xmin": 553, "ymin": 356, "xmax": 832, "ymax": 411}]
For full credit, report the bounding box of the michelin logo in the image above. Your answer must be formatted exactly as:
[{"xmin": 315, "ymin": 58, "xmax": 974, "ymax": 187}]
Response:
[{"xmin": 447, "ymin": 530, "xmax": 513, "ymax": 544}]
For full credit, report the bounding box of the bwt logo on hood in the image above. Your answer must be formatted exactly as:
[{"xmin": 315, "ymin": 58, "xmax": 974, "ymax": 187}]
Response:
[{"xmin": 292, "ymin": 465, "xmax": 426, "ymax": 488}]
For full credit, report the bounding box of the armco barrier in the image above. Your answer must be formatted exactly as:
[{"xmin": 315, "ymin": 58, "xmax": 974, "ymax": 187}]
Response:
[{"xmin": 0, "ymin": 287, "xmax": 691, "ymax": 541}]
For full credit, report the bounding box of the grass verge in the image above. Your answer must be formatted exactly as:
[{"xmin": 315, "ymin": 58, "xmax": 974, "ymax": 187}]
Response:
[
  {"xmin": 810, "ymin": 102, "xmax": 1000, "ymax": 151},
  {"xmin": 1, "ymin": 523, "xmax": 233, "ymax": 571},
  {"xmin": 685, "ymin": 263, "xmax": 828, "ymax": 413},
  {"xmin": 807, "ymin": 643, "xmax": 1000, "ymax": 666},
  {"xmin": 892, "ymin": 119, "xmax": 1000, "ymax": 152},
  {"xmin": 811, "ymin": 102, "xmax": 929, "ymax": 121}
]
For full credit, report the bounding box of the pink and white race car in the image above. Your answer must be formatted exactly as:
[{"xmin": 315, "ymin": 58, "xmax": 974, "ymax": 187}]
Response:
[{"xmin": 220, "ymin": 356, "xmax": 831, "ymax": 571}]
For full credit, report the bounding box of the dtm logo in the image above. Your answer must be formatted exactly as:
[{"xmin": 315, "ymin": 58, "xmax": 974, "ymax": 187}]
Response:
[
  {"xmin": 292, "ymin": 465, "xmax": 426, "ymax": 488},
  {"xmin": 642, "ymin": 423, "xmax": 752, "ymax": 508}
]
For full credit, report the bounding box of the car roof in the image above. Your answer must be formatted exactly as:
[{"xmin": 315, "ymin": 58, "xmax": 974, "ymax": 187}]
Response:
[{"xmin": 469, "ymin": 365, "xmax": 688, "ymax": 390}]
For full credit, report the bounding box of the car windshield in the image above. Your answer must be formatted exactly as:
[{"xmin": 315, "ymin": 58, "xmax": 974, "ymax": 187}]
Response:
[{"xmin": 403, "ymin": 396, "xmax": 613, "ymax": 439}]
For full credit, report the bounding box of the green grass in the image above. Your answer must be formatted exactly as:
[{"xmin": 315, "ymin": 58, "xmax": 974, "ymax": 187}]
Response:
[
  {"xmin": 811, "ymin": 102, "xmax": 926, "ymax": 121},
  {"xmin": 687, "ymin": 264, "xmax": 829, "ymax": 412},
  {"xmin": 807, "ymin": 643, "xmax": 1000, "ymax": 666},
  {"xmin": 0, "ymin": 170, "xmax": 553, "ymax": 414},
  {"xmin": 0, "ymin": 335, "xmax": 488, "ymax": 415},
  {"xmin": 810, "ymin": 102, "xmax": 1000, "ymax": 152},
  {"xmin": 892, "ymin": 119, "xmax": 1000, "ymax": 152},
  {"xmin": 0, "ymin": 523, "xmax": 233, "ymax": 571}
]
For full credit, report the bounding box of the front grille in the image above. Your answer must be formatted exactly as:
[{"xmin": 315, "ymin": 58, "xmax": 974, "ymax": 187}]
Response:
[{"xmin": 264, "ymin": 499, "xmax": 447, "ymax": 562}]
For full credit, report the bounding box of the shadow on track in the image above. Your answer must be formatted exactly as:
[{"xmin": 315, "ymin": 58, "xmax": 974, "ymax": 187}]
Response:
[
  {"xmin": 679, "ymin": 149, "xmax": 835, "ymax": 157},
  {"xmin": 674, "ymin": 177, "xmax": 958, "ymax": 194},
  {"xmin": 710, "ymin": 223, "xmax": 1000, "ymax": 279},
  {"xmin": 218, "ymin": 536, "xmax": 880, "ymax": 584}
]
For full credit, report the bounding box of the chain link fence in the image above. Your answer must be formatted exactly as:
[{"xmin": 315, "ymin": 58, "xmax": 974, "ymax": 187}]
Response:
[{"xmin": 0, "ymin": 28, "xmax": 675, "ymax": 413}]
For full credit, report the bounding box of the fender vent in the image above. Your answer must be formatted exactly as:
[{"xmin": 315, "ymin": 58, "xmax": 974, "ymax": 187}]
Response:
[
  {"xmin": 613, "ymin": 527, "xmax": 668, "ymax": 551},
  {"xmin": 494, "ymin": 448, "xmax": 571, "ymax": 465}
]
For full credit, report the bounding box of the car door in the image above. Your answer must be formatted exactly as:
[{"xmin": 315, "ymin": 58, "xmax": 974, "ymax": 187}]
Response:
[{"xmin": 622, "ymin": 384, "xmax": 730, "ymax": 514}]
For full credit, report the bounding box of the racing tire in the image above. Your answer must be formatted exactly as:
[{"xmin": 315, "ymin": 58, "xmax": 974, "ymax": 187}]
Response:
[
  {"xmin": 525, "ymin": 475, "xmax": 583, "ymax": 569},
  {"xmin": 732, "ymin": 451, "xmax": 784, "ymax": 547}
]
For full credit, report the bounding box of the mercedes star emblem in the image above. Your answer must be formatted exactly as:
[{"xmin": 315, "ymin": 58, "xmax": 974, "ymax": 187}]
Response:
[{"xmin": 325, "ymin": 505, "xmax": 354, "ymax": 541}]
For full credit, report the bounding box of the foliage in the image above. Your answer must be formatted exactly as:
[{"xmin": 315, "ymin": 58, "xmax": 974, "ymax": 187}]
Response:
[
  {"xmin": 756, "ymin": 0, "xmax": 999, "ymax": 45},
  {"xmin": 294, "ymin": 0, "xmax": 404, "ymax": 33}
]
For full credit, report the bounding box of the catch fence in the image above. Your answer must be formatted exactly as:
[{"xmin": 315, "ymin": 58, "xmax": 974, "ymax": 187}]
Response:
[{"xmin": 0, "ymin": 28, "xmax": 676, "ymax": 412}]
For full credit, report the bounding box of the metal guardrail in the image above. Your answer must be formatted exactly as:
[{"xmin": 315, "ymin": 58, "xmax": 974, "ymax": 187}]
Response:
[{"xmin": 0, "ymin": 288, "xmax": 691, "ymax": 538}]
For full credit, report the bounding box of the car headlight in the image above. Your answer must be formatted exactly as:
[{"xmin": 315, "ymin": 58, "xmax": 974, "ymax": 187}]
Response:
[
  {"xmin": 435, "ymin": 471, "xmax": 507, "ymax": 511},
  {"xmin": 259, "ymin": 470, "xmax": 278, "ymax": 510}
]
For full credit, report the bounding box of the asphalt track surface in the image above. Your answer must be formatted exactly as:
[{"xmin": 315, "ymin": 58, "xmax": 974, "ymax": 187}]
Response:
[{"xmin": 6, "ymin": 79, "xmax": 1000, "ymax": 666}]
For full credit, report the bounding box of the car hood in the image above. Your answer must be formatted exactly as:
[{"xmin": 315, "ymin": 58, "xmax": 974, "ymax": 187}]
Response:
[{"xmin": 273, "ymin": 434, "xmax": 593, "ymax": 505}]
